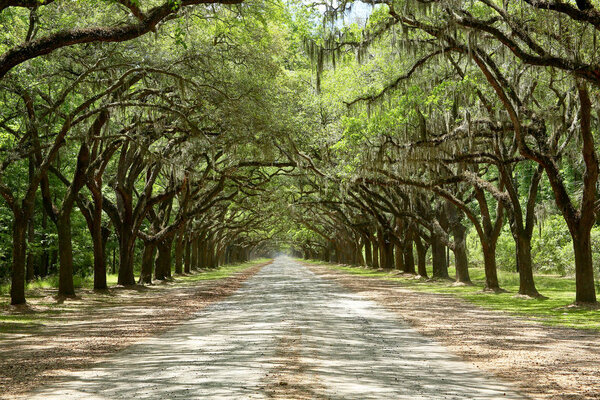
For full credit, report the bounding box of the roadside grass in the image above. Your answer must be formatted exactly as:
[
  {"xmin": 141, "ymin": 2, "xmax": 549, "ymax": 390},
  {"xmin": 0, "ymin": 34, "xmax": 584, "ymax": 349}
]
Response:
[
  {"xmin": 0, "ymin": 258, "xmax": 271, "ymax": 313},
  {"xmin": 0, "ymin": 273, "xmax": 120, "ymax": 296},
  {"xmin": 173, "ymin": 258, "xmax": 271, "ymax": 284},
  {"xmin": 301, "ymin": 259, "xmax": 600, "ymax": 331}
]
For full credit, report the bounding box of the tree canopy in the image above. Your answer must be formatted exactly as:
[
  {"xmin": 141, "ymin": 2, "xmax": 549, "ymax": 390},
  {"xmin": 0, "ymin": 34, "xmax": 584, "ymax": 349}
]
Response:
[{"xmin": 1, "ymin": 0, "xmax": 599, "ymax": 306}]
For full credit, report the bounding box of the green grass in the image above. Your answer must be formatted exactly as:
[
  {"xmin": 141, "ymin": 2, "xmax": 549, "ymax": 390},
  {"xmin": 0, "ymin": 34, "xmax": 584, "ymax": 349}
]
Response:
[
  {"xmin": 0, "ymin": 258, "xmax": 270, "ymax": 297},
  {"xmin": 172, "ymin": 258, "xmax": 270, "ymax": 284},
  {"xmin": 0, "ymin": 259, "xmax": 270, "ymax": 331},
  {"xmin": 306, "ymin": 260, "xmax": 600, "ymax": 331},
  {"xmin": 0, "ymin": 273, "xmax": 120, "ymax": 295}
]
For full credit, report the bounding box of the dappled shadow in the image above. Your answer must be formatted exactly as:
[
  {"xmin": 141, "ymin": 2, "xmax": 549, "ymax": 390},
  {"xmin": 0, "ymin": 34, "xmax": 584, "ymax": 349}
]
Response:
[
  {"xmin": 28, "ymin": 258, "xmax": 523, "ymax": 399},
  {"xmin": 0, "ymin": 264, "xmax": 266, "ymax": 399},
  {"xmin": 307, "ymin": 264, "xmax": 600, "ymax": 400}
]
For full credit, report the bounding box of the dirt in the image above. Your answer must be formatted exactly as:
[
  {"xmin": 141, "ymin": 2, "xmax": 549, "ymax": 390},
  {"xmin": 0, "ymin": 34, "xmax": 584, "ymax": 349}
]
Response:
[
  {"xmin": 18, "ymin": 257, "xmax": 524, "ymax": 399},
  {"xmin": 305, "ymin": 263, "xmax": 600, "ymax": 400},
  {"xmin": 0, "ymin": 262, "xmax": 269, "ymax": 399},
  {"xmin": 264, "ymin": 321, "xmax": 325, "ymax": 399}
]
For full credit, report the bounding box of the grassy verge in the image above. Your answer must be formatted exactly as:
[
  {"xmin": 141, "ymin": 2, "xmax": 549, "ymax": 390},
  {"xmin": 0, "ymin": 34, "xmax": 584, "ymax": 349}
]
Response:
[
  {"xmin": 302, "ymin": 259, "xmax": 600, "ymax": 331},
  {"xmin": 172, "ymin": 258, "xmax": 271, "ymax": 285},
  {"xmin": 0, "ymin": 258, "xmax": 270, "ymax": 320}
]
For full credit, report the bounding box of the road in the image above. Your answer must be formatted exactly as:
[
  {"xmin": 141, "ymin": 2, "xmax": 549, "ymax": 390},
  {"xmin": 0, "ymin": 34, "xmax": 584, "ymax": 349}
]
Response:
[{"xmin": 28, "ymin": 257, "xmax": 524, "ymax": 399}]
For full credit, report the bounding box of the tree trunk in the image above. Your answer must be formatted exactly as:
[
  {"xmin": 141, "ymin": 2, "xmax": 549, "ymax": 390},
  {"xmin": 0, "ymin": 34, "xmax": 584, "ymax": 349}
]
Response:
[
  {"xmin": 394, "ymin": 242, "xmax": 404, "ymax": 270},
  {"xmin": 364, "ymin": 236, "xmax": 372, "ymax": 267},
  {"xmin": 26, "ymin": 214, "xmax": 35, "ymax": 282},
  {"xmin": 378, "ymin": 232, "xmax": 388, "ymax": 269},
  {"xmin": 573, "ymin": 227, "xmax": 597, "ymax": 303},
  {"xmin": 414, "ymin": 235, "xmax": 428, "ymax": 278},
  {"xmin": 174, "ymin": 232, "xmax": 184, "ymax": 275},
  {"xmin": 91, "ymin": 209, "xmax": 107, "ymax": 290},
  {"xmin": 201, "ymin": 239, "xmax": 208, "ymax": 268},
  {"xmin": 403, "ymin": 240, "xmax": 416, "ymax": 274},
  {"xmin": 10, "ymin": 214, "xmax": 28, "ymax": 305},
  {"xmin": 514, "ymin": 233, "xmax": 540, "ymax": 296},
  {"xmin": 117, "ymin": 231, "xmax": 136, "ymax": 286},
  {"xmin": 208, "ymin": 245, "xmax": 216, "ymax": 268},
  {"xmin": 199, "ymin": 238, "xmax": 206, "ymax": 269},
  {"xmin": 481, "ymin": 242, "xmax": 500, "ymax": 291},
  {"xmin": 139, "ymin": 242, "xmax": 156, "ymax": 284},
  {"xmin": 90, "ymin": 182, "xmax": 108, "ymax": 290},
  {"xmin": 111, "ymin": 247, "xmax": 116, "ymax": 275},
  {"xmin": 184, "ymin": 237, "xmax": 191, "ymax": 274},
  {"xmin": 40, "ymin": 208, "xmax": 49, "ymax": 277},
  {"xmin": 431, "ymin": 234, "xmax": 449, "ymax": 279},
  {"xmin": 154, "ymin": 239, "xmax": 172, "ymax": 280},
  {"xmin": 56, "ymin": 212, "xmax": 75, "ymax": 297},
  {"xmin": 371, "ymin": 236, "xmax": 379, "ymax": 268},
  {"xmin": 191, "ymin": 236, "xmax": 199, "ymax": 270},
  {"xmin": 26, "ymin": 158, "xmax": 36, "ymax": 282},
  {"xmin": 356, "ymin": 242, "xmax": 365, "ymax": 266},
  {"xmin": 451, "ymin": 224, "xmax": 471, "ymax": 284}
]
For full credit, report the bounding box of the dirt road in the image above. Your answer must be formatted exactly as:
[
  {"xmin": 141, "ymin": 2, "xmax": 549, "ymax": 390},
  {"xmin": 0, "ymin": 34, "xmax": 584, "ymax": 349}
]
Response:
[{"xmin": 27, "ymin": 257, "xmax": 523, "ymax": 399}]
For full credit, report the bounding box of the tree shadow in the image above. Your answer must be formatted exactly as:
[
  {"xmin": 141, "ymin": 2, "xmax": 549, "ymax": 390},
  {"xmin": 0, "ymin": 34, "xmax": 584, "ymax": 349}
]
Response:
[{"xmin": 27, "ymin": 258, "xmax": 527, "ymax": 399}]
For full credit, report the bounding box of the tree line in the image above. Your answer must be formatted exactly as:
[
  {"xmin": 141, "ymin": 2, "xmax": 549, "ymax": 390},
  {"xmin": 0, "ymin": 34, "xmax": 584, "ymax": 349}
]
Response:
[
  {"xmin": 0, "ymin": 0, "xmax": 309, "ymax": 305},
  {"xmin": 285, "ymin": 0, "xmax": 600, "ymax": 304},
  {"xmin": 1, "ymin": 0, "xmax": 599, "ymax": 308}
]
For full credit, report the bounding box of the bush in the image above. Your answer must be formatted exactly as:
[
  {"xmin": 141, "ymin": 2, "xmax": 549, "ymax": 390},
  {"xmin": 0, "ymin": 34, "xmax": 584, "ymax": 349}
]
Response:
[
  {"xmin": 467, "ymin": 215, "xmax": 600, "ymax": 278},
  {"xmin": 531, "ymin": 216, "xmax": 574, "ymax": 275},
  {"xmin": 495, "ymin": 226, "xmax": 516, "ymax": 272}
]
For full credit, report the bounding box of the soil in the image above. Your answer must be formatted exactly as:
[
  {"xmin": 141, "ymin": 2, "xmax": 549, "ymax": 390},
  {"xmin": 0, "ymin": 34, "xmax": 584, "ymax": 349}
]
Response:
[
  {"xmin": 2, "ymin": 258, "xmax": 581, "ymax": 399},
  {"xmin": 0, "ymin": 262, "xmax": 268, "ymax": 399},
  {"xmin": 305, "ymin": 262, "xmax": 600, "ymax": 400},
  {"xmin": 15, "ymin": 257, "xmax": 523, "ymax": 399}
]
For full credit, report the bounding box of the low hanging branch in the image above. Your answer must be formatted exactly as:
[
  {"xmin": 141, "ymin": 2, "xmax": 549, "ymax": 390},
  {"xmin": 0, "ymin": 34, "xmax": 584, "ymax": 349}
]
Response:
[
  {"xmin": 0, "ymin": 0, "xmax": 244, "ymax": 79},
  {"xmin": 345, "ymin": 47, "xmax": 456, "ymax": 107}
]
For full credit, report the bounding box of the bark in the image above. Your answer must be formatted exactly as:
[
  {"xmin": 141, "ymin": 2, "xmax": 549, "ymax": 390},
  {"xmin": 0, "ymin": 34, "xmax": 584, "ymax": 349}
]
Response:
[
  {"xmin": 10, "ymin": 214, "xmax": 28, "ymax": 305},
  {"xmin": 451, "ymin": 222, "xmax": 471, "ymax": 284},
  {"xmin": 56, "ymin": 213, "xmax": 75, "ymax": 296},
  {"xmin": 90, "ymin": 214, "xmax": 106, "ymax": 290},
  {"xmin": 174, "ymin": 231, "xmax": 184, "ymax": 275},
  {"xmin": 414, "ymin": 235, "xmax": 428, "ymax": 278},
  {"xmin": 117, "ymin": 230, "xmax": 136, "ymax": 285},
  {"xmin": 355, "ymin": 241, "xmax": 365, "ymax": 266},
  {"xmin": 379, "ymin": 230, "xmax": 394, "ymax": 269},
  {"xmin": 514, "ymin": 233, "xmax": 539, "ymax": 296},
  {"xmin": 394, "ymin": 242, "xmax": 404, "ymax": 270},
  {"xmin": 453, "ymin": 237, "xmax": 470, "ymax": 284},
  {"xmin": 26, "ymin": 157, "xmax": 35, "ymax": 282},
  {"xmin": 573, "ymin": 228, "xmax": 598, "ymax": 303},
  {"xmin": 502, "ymin": 164, "xmax": 543, "ymax": 297},
  {"xmin": 364, "ymin": 235, "xmax": 373, "ymax": 267},
  {"xmin": 139, "ymin": 241, "xmax": 156, "ymax": 284},
  {"xmin": 40, "ymin": 208, "xmax": 49, "ymax": 277},
  {"xmin": 54, "ymin": 142, "xmax": 91, "ymax": 297},
  {"xmin": 154, "ymin": 238, "xmax": 172, "ymax": 280},
  {"xmin": 184, "ymin": 236, "xmax": 191, "ymax": 274},
  {"xmin": 371, "ymin": 235, "xmax": 379, "ymax": 268},
  {"xmin": 26, "ymin": 213, "xmax": 35, "ymax": 282},
  {"xmin": 191, "ymin": 236, "xmax": 199, "ymax": 270},
  {"xmin": 431, "ymin": 233, "xmax": 449, "ymax": 279},
  {"xmin": 88, "ymin": 168, "xmax": 111, "ymax": 290},
  {"xmin": 111, "ymin": 247, "xmax": 116, "ymax": 275},
  {"xmin": 403, "ymin": 240, "xmax": 416, "ymax": 274},
  {"xmin": 200, "ymin": 238, "xmax": 208, "ymax": 269},
  {"xmin": 481, "ymin": 242, "xmax": 500, "ymax": 291}
]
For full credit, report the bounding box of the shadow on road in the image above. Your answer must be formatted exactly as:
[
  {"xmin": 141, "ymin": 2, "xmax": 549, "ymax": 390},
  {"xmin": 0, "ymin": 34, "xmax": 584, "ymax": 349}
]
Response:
[{"xmin": 27, "ymin": 257, "xmax": 524, "ymax": 399}]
